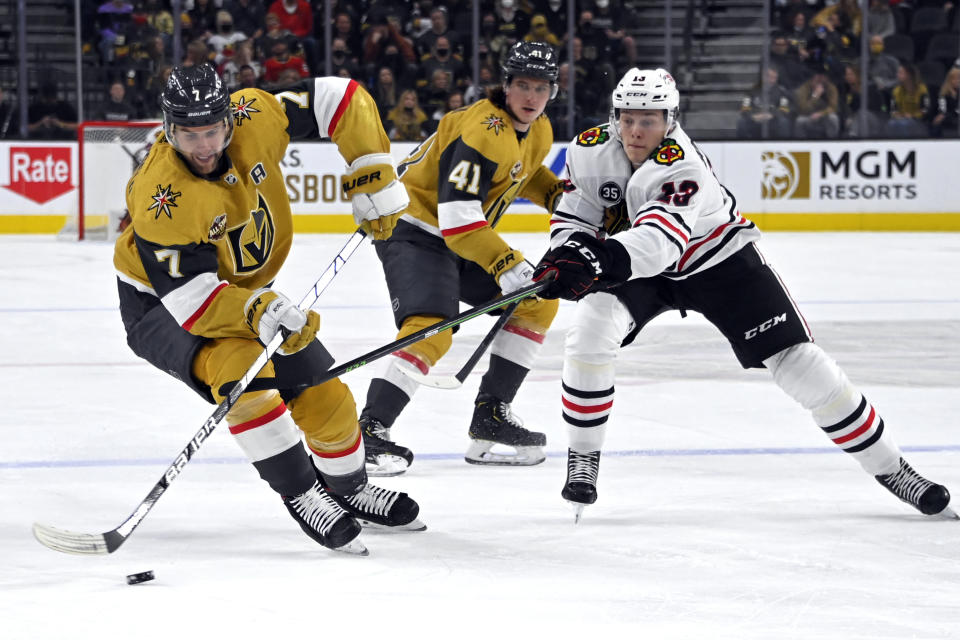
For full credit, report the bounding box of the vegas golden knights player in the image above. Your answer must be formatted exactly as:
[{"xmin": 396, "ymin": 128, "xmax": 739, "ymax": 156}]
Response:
[
  {"xmin": 358, "ymin": 42, "xmax": 569, "ymax": 474},
  {"xmin": 113, "ymin": 64, "xmax": 421, "ymax": 554}
]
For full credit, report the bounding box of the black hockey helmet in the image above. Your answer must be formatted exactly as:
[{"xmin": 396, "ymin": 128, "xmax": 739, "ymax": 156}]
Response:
[
  {"xmin": 159, "ymin": 63, "xmax": 234, "ymax": 153},
  {"xmin": 502, "ymin": 41, "xmax": 559, "ymax": 98}
]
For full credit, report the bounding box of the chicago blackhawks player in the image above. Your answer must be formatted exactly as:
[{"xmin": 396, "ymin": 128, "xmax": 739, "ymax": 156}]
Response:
[
  {"xmin": 535, "ymin": 68, "xmax": 955, "ymax": 522},
  {"xmin": 113, "ymin": 64, "xmax": 422, "ymax": 554},
  {"xmin": 357, "ymin": 42, "xmax": 567, "ymax": 474}
]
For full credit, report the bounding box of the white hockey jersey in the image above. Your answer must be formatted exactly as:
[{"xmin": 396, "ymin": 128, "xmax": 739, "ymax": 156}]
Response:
[{"xmin": 551, "ymin": 122, "xmax": 761, "ymax": 281}]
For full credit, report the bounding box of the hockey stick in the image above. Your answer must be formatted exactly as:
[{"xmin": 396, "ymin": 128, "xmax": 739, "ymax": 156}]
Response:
[
  {"xmin": 230, "ymin": 281, "xmax": 548, "ymax": 395},
  {"xmin": 398, "ymin": 300, "xmax": 521, "ymax": 389},
  {"xmin": 32, "ymin": 229, "xmax": 368, "ymax": 556}
]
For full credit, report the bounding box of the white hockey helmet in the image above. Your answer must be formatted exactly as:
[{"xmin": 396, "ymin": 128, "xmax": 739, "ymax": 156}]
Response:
[{"xmin": 610, "ymin": 67, "xmax": 680, "ymax": 134}]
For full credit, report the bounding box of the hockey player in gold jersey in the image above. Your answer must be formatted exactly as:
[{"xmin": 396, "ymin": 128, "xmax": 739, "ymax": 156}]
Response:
[
  {"xmin": 113, "ymin": 64, "xmax": 422, "ymax": 554},
  {"xmin": 357, "ymin": 42, "xmax": 566, "ymax": 474}
]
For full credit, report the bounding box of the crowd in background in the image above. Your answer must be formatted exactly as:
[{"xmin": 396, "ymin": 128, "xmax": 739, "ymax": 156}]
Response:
[
  {"xmin": 7, "ymin": 0, "xmax": 958, "ymax": 142},
  {"xmin": 739, "ymin": 0, "xmax": 959, "ymax": 138},
  {"xmin": 14, "ymin": 0, "xmax": 641, "ymax": 142}
]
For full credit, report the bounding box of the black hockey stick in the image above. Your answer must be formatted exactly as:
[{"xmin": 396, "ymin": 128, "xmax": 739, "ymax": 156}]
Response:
[
  {"xmin": 398, "ymin": 300, "xmax": 521, "ymax": 389},
  {"xmin": 32, "ymin": 229, "xmax": 369, "ymax": 556},
  {"xmin": 230, "ymin": 281, "xmax": 548, "ymax": 395}
]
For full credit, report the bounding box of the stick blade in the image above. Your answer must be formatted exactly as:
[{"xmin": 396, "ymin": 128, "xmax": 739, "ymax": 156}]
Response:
[
  {"xmin": 33, "ymin": 522, "xmax": 115, "ymax": 555},
  {"xmin": 397, "ymin": 367, "xmax": 464, "ymax": 389}
]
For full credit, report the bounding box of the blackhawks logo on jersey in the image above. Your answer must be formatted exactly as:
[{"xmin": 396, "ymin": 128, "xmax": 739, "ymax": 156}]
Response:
[
  {"xmin": 482, "ymin": 114, "xmax": 506, "ymax": 135},
  {"xmin": 232, "ymin": 95, "xmax": 260, "ymax": 126},
  {"xmin": 653, "ymin": 138, "xmax": 684, "ymax": 165},
  {"xmin": 576, "ymin": 124, "xmax": 610, "ymax": 147},
  {"xmin": 147, "ymin": 183, "xmax": 181, "ymax": 220}
]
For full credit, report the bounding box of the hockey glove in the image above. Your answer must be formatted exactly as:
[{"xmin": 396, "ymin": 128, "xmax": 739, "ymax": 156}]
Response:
[
  {"xmin": 245, "ymin": 289, "xmax": 319, "ymax": 354},
  {"xmin": 498, "ymin": 260, "xmax": 535, "ymax": 295},
  {"xmin": 532, "ymin": 232, "xmax": 632, "ymax": 301},
  {"xmin": 343, "ymin": 153, "xmax": 409, "ymax": 241}
]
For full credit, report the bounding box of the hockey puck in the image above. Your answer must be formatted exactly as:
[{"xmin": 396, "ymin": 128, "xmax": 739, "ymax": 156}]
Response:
[{"xmin": 125, "ymin": 570, "xmax": 155, "ymax": 585}]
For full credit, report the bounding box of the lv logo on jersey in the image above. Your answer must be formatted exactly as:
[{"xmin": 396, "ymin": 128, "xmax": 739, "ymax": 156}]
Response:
[{"xmin": 226, "ymin": 192, "xmax": 275, "ymax": 274}]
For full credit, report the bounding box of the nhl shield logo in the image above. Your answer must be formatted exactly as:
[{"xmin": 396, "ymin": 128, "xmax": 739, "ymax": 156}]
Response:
[{"xmin": 510, "ymin": 161, "xmax": 523, "ymax": 180}]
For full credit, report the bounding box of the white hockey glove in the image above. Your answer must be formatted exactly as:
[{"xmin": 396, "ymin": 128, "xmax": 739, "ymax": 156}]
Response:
[
  {"xmin": 498, "ymin": 260, "xmax": 535, "ymax": 295},
  {"xmin": 343, "ymin": 153, "xmax": 409, "ymax": 241},
  {"xmin": 244, "ymin": 289, "xmax": 320, "ymax": 354}
]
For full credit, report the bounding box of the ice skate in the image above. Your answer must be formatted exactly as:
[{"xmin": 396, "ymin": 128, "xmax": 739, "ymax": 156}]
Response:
[
  {"xmin": 360, "ymin": 415, "xmax": 414, "ymax": 477},
  {"xmin": 283, "ymin": 481, "xmax": 368, "ymax": 555},
  {"xmin": 562, "ymin": 449, "xmax": 600, "ymax": 523},
  {"xmin": 875, "ymin": 458, "xmax": 957, "ymax": 519},
  {"xmin": 465, "ymin": 393, "xmax": 546, "ymax": 466},
  {"xmin": 330, "ymin": 483, "xmax": 426, "ymax": 532}
]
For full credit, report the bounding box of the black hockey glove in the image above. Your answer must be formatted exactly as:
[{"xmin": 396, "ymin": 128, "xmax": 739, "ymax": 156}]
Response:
[{"xmin": 532, "ymin": 232, "xmax": 631, "ymax": 301}]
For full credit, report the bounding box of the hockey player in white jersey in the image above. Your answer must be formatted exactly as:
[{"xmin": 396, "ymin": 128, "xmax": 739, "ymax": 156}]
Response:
[{"xmin": 533, "ymin": 68, "xmax": 955, "ymax": 522}]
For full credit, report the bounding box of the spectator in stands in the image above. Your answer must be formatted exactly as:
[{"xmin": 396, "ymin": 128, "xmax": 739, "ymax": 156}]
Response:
[
  {"xmin": 525, "ymin": 14, "xmax": 561, "ymax": 47},
  {"xmin": 783, "ymin": 10, "xmax": 814, "ymax": 54},
  {"xmin": 546, "ymin": 61, "xmax": 579, "ymax": 139},
  {"xmin": 426, "ymin": 90, "xmax": 463, "ymax": 134},
  {"xmin": 362, "ymin": 11, "xmax": 417, "ymax": 82},
  {"xmin": 418, "ymin": 36, "xmax": 467, "ymax": 92},
  {"xmin": 840, "ymin": 63, "xmax": 886, "ymax": 137},
  {"xmin": 142, "ymin": 63, "xmax": 173, "ymax": 118},
  {"xmin": 99, "ymin": 80, "xmax": 138, "ymax": 121},
  {"xmin": 811, "ymin": 0, "xmax": 861, "ymax": 39},
  {"xmin": 257, "ymin": 11, "xmax": 300, "ymax": 65},
  {"xmin": 0, "ymin": 87, "xmax": 17, "ymax": 139},
  {"xmin": 793, "ymin": 71, "xmax": 841, "ymax": 138},
  {"xmin": 262, "ymin": 40, "xmax": 309, "ymax": 87},
  {"xmin": 929, "ymin": 67, "xmax": 959, "ymax": 137},
  {"xmin": 737, "ymin": 66, "xmax": 795, "ymax": 139},
  {"xmin": 493, "ymin": 0, "xmax": 528, "ymax": 57},
  {"xmin": 330, "ymin": 37, "xmax": 361, "ymax": 79},
  {"xmin": 331, "ymin": 11, "xmax": 363, "ymax": 61},
  {"xmin": 236, "ymin": 64, "xmax": 260, "ymax": 90},
  {"xmin": 419, "ymin": 68, "xmax": 453, "ymax": 118},
  {"xmin": 577, "ymin": 10, "xmax": 617, "ymax": 95},
  {"xmin": 464, "ymin": 64, "xmax": 498, "ymax": 104},
  {"xmin": 884, "ymin": 62, "xmax": 930, "ymax": 137},
  {"xmin": 97, "ymin": 0, "xmax": 134, "ymax": 64},
  {"xmin": 207, "ymin": 10, "xmax": 248, "ymax": 65},
  {"xmin": 275, "ymin": 67, "xmax": 304, "ymax": 88},
  {"xmin": 225, "ymin": 0, "xmax": 266, "ymax": 42},
  {"xmin": 267, "ymin": 0, "xmax": 317, "ymax": 73},
  {"xmin": 385, "ymin": 89, "xmax": 429, "ymax": 141},
  {"xmin": 589, "ymin": 0, "xmax": 638, "ymax": 69},
  {"xmin": 478, "ymin": 12, "xmax": 509, "ymax": 70},
  {"xmin": 868, "ymin": 34, "xmax": 900, "ymax": 93},
  {"xmin": 182, "ymin": 38, "xmax": 212, "ymax": 67},
  {"xmin": 221, "ymin": 39, "xmax": 262, "ymax": 91},
  {"xmin": 866, "ymin": 0, "xmax": 896, "ymax": 39},
  {"xmin": 142, "ymin": 0, "xmax": 174, "ymax": 50},
  {"xmin": 187, "ymin": 0, "xmax": 219, "ymax": 41},
  {"xmin": 566, "ymin": 36, "xmax": 612, "ymax": 124},
  {"xmin": 416, "ymin": 6, "xmax": 462, "ymax": 59},
  {"xmin": 372, "ymin": 66, "xmax": 400, "ymax": 122},
  {"xmin": 538, "ymin": 0, "xmax": 569, "ymax": 43},
  {"xmin": 769, "ymin": 34, "xmax": 810, "ymax": 89},
  {"xmin": 27, "ymin": 80, "xmax": 78, "ymax": 141}
]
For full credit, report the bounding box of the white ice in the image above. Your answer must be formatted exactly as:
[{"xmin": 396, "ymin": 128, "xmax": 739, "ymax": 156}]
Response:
[{"xmin": 1, "ymin": 232, "xmax": 958, "ymax": 639}]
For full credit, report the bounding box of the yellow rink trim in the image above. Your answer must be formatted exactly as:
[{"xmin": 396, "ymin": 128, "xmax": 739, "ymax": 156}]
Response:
[{"xmin": 2, "ymin": 212, "xmax": 959, "ymax": 234}]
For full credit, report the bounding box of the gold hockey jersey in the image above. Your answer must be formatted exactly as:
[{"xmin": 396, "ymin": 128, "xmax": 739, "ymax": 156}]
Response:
[
  {"xmin": 395, "ymin": 98, "xmax": 562, "ymax": 276},
  {"xmin": 113, "ymin": 78, "xmax": 389, "ymax": 338}
]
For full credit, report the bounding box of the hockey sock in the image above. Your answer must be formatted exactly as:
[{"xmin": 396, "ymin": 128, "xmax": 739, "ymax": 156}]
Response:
[
  {"xmin": 362, "ymin": 377, "xmax": 413, "ymax": 427},
  {"xmin": 766, "ymin": 342, "xmax": 902, "ymax": 476},
  {"xmin": 478, "ymin": 354, "xmax": 529, "ymax": 403},
  {"xmin": 252, "ymin": 443, "xmax": 318, "ymax": 497}
]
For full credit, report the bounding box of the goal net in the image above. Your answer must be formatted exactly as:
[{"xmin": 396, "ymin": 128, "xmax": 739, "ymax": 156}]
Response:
[{"xmin": 63, "ymin": 120, "xmax": 162, "ymax": 241}]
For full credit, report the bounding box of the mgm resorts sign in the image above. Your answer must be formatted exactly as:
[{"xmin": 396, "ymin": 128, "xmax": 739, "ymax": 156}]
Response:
[{"xmin": 761, "ymin": 149, "xmax": 917, "ymax": 201}]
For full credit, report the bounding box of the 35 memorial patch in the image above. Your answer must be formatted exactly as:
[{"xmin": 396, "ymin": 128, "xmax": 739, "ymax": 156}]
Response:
[
  {"xmin": 653, "ymin": 139, "xmax": 684, "ymax": 165},
  {"xmin": 576, "ymin": 125, "xmax": 610, "ymax": 146}
]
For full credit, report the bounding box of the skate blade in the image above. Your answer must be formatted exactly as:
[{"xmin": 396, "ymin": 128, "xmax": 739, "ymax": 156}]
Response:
[
  {"xmin": 566, "ymin": 501, "xmax": 587, "ymax": 524},
  {"xmin": 358, "ymin": 517, "xmax": 427, "ymax": 532},
  {"xmin": 464, "ymin": 441, "xmax": 546, "ymax": 466},
  {"xmin": 334, "ymin": 538, "xmax": 369, "ymax": 556},
  {"xmin": 366, "ymin": 454, "xmax": 409, "ymax": 477},
  {"xmin": 935, "ymin": 505, "xmax": 960, "ymax": 520}
]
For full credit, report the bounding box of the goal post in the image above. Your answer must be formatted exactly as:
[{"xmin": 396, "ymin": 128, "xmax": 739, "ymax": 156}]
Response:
[{"xmin": 67, "ymin": 120, "xmax": 162, "ymax": 241}]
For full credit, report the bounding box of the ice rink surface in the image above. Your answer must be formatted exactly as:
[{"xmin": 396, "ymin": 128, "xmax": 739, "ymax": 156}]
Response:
[{"xmin": 1, "ymin": 232, "xmax": 958, "ymax": 639}]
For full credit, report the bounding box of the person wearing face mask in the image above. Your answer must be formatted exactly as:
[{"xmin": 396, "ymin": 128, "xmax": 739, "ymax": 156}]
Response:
[
  {"xmin": 537, "ymin": 0, "xmax": 569, "ymax": 40},
  {"xmin": 588, "ymin": 0, "xmax": 637, "ymax": 68},
  {"xmin": 330, "ymin": 37, "xmax": 361, "ymax": 79},
  {"xmin": 418, "ymin": 36, "xmax": 468, "ymax": 93},
  {"xmin": 207, "ymin": 10, "xmax": 248, "ymax": 66},
  {"xmin": 416, "ymin": 6, "xmax": 463, "ymax": 61},
  {"xmin": 494, "ymin": 0, "xmax": 530, "ymax": 51},
  {"xmin": 524, "ymin": 14, "xmax": 560, "ymax": 47},
  {"xmin": 357, "ymin": 42, "xmax": 566, "ymax": 474},
  {"xmin": 267, "ymin": 0, "xmax": 317, "ymax": 73},
  {"xmin": 868, "ymin": 34, "xmax": 899, "ymax": 93},
  {"xmin": 535, "ymin": 68, "xmax": 955, "ymax": 524},
  {"xmin": 263, "ymin": 40, "xmax": 309, "ymax": 87}
]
